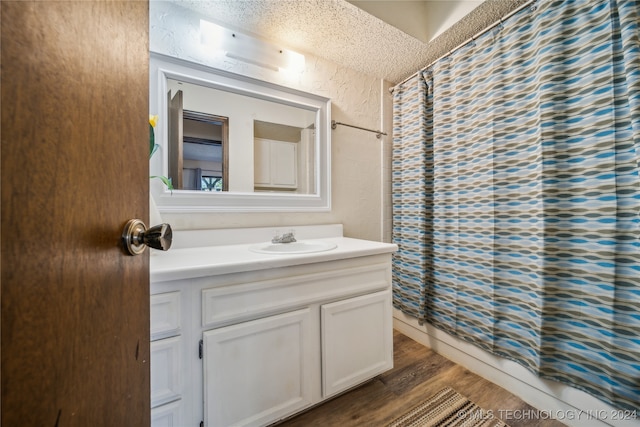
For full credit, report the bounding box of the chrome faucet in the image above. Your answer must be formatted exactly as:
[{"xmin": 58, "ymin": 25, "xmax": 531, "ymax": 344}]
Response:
[{"xmin": 272, "ymin": 231, "xmax": 297, "ymax": 244}]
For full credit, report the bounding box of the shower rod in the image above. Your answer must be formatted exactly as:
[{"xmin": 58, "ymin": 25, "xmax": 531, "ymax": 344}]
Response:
[{"xmin": 331, "ymin": 120, "xmax": 387, "ymax": 139}]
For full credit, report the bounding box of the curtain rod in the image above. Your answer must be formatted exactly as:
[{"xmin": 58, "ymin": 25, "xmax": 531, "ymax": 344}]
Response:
[
  {"xmin": 331, "ymin": 120, "xmax": 387, "ymax": 139},
  {"xmin": 390, "ymin": 0, "xmax": 536, "ymax": 93}
]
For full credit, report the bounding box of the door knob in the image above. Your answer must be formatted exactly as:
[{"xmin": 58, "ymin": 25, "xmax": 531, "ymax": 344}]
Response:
[{"xmin": 122, "ymin": 219, "xmax": 172, "ymax": 255}]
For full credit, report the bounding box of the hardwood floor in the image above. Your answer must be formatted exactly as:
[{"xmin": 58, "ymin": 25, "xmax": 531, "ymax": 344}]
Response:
[{"xmin": 275, "ymin": 330, "xmax": 566, "ymax": 427}]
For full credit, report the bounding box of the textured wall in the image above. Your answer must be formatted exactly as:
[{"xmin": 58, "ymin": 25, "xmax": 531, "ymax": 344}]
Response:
[
  {"xmin": 150, "ymin": 1, "xmax": 388, "ymax": 241},
  {"xmin": 148, "ymin": 0, "xmax": 526, "ymax": 241}
]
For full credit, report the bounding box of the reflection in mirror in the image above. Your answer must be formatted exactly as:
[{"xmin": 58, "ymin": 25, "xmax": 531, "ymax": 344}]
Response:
[
  {"xmin": 167, "ymin": 91, "xmax": 230, "ymax": 191},
  {"xmin": 254, "ymin": 120, "xmax": 315, "ymax": 194},
  {"xmin": 167, "ymin": 78, "xmax": 316, "ymax": 194},
  {"xmin": 183, "ymin": 112, "xmax": 228, "ymax": 192},
  {"xmin": 150, "ymin": 54, "xmax": 331, "ymax": 212}
]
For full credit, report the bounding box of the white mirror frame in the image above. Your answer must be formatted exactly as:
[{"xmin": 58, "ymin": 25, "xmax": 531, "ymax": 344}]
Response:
[{"xmin": 150, "ymin": 53, "xmax": 331, "ymax": 212}]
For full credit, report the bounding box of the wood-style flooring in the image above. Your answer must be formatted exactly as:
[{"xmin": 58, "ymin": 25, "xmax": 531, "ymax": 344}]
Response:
[{"xmin": 275, "ymin": 330, "xmax": 566, "ymax": 427}]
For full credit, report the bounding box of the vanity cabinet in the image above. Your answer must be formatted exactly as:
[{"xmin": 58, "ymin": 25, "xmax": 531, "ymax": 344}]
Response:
[
  {"xmin": 150, "ymin": 292, "xmax": 183, "ymax": 425},
  {"xmin": 150, "ymin": 229, "xmax": 396, "ymax": 427}
]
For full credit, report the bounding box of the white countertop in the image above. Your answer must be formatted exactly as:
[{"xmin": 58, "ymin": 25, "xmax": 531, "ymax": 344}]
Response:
[{"xmin": 150, "ymin": 236, "xmax": 397, "ymax": 283}]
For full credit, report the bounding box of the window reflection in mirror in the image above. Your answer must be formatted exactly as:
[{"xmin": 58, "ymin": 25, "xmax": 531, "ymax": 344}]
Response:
[
  {"xmin": 183, "ymin": 112, "xmax": 228, "ymax": 191},
  {"xmin": 167, "ymin": 78, "xmax": 317, "ymax": 194},
  {"xmin": 167, "ymin": 102, "xmax": 229, "ymax": 191}
]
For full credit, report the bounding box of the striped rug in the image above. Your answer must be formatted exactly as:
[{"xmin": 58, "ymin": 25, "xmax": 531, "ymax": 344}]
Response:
[{"xmin": 386, "ymin": 387, "xmax": 509, "ymax": 427}]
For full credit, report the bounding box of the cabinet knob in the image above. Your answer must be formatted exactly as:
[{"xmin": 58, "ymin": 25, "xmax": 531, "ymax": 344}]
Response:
[{"xmin": 122, "ymin": 219, "xmax": 172, "ymax": 255}]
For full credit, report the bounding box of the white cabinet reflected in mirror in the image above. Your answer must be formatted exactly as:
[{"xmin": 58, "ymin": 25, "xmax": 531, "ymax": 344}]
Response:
[{"xmin": 150, "ymin": 53, "xmax": 331, "ymax": 212}]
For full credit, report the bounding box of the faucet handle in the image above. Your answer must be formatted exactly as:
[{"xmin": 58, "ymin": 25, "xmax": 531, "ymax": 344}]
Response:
[
  {"xmin": 271, "ymin": 229, "xmax": 296, "ymax": 243},
  {"xmin": 282, "ymin": 230, "xmax": 297, "ymax": 243}
]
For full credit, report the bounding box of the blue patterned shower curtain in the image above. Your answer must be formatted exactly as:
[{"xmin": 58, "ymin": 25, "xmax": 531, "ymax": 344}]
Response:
[{"xmin": 392, "ymin": 0, "xmax": 640, "ymax": 411}]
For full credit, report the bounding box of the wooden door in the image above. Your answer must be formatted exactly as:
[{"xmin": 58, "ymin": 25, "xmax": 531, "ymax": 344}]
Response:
[
  {"xmin": 168, "ymin": 90, "xmax": 184, "ymax": 189},
  {"xmin": 1, "ymin": 2, "xmax": 150, "ymax": 425}
]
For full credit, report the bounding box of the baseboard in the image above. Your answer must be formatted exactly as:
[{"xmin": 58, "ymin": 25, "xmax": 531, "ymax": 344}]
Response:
[{"xmin": 393, "ymin": 309, "xmax": 637, "ymax": 427}]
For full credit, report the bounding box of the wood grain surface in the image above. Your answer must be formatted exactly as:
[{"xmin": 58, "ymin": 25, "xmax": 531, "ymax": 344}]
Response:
[
  {"xmin": 2, "ymin": 1, "xmax": 150, "ymax": 425},
  {"xmin": 276, "ymin": 331, "xmax": 566, "ymax": 427}
]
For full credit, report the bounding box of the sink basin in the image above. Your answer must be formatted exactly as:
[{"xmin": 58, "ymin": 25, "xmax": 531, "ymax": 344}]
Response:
[{"xmin": 249, "ymin": 240, "xmax": 337, "ymax": 255}]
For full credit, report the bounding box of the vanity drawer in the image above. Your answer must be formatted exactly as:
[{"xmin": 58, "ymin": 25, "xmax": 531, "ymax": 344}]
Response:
[
  {"xmin": 151, "ymin": 399, "xmax": 182, "ymax": 427},
  {"xmin": 202, "ymin": 262, "xmax": 390, "ymax": 328},
  {"xmin": 151, "ymin": 336, "xmax": 181, "ymax": 408},
  {"xmin": 151, "ymin": 291, "xmax": 181, "ymax": 341}
]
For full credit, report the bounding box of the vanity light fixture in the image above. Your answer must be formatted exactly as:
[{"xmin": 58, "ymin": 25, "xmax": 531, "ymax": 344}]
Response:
[{"xmin": 200, "ymin": 19, "xmax": 305, "ymax": 73}]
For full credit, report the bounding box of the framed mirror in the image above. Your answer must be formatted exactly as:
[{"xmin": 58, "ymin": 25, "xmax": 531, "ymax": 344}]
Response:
[{"xmin": 150, "ymin": 53, "xmax": 332, "ymax": 212}]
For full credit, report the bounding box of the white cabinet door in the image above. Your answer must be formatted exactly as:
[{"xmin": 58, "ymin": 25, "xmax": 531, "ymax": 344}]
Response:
[
  {"xmin": 203, "ymin": 308, "xmax": 314, "ymax": 427},
  {"xmin": 253, "ymin": 138, "xmax": 271, "ymax": 186},
  {"xmin": 254, "ymin": 138, "xmax": 297, "ymax": 189},
  {"xmin": 321, "ymin": 290, "xmax": 393, "ymax": 398},
  {"xmin": 270, "ymin": 140, "xmax": 297, "ymax": 187}
]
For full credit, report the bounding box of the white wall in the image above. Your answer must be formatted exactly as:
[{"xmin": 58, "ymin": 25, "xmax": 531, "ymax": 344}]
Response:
[{"xmin": 150, "ymin": 1, "xmax": 392, "ymax": 242}]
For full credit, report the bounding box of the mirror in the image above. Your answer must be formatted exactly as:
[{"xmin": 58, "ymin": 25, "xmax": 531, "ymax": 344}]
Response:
[
  {"xmin": 167, "ymin": 78, "xmax": 317, "ymax": 194},
  {"xmin": 150, "ymin": 53, "xmax": 331, "ymax": 212}
]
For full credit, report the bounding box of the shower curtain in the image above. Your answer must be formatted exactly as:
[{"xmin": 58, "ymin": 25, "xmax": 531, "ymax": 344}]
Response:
[{"xmin": 392, "ymin": 0, "xmax": 640, "ymax": 411}]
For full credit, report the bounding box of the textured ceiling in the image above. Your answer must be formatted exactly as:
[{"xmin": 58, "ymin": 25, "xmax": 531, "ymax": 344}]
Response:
[
  {"xmin": 176, "ymin": 0, "xmax": 528, "ymax": 84},
  {"xmin": 347, "ymin": 1, "xmax": 484, "ymax": 43}
]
